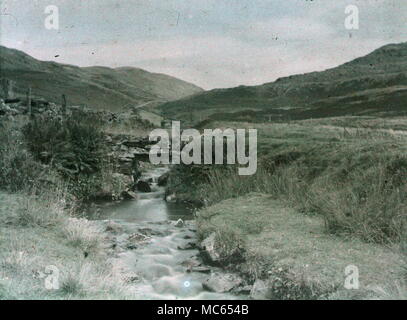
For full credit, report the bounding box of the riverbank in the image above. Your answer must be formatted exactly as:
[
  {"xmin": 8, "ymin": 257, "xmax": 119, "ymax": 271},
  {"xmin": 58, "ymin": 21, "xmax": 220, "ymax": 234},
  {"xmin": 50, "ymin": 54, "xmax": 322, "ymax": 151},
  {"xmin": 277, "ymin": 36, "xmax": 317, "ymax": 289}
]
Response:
[
  {"xmin": 1, "ymin": 109, "xmax": 406, "ymax": 299},
  {"xmin": 168, "ymin": 117, "xmax": 407, "ymax": 299},
  {"xmin": 0, "ymin": 105, "xmax": 158, "ymax": 299},
  {"xmin": 0, "ymin": 192, "xmax": 131, "ymax": 299},
  {"xmin": 196, "ymin": 193, "xmax": 406, "ymax": 299}
]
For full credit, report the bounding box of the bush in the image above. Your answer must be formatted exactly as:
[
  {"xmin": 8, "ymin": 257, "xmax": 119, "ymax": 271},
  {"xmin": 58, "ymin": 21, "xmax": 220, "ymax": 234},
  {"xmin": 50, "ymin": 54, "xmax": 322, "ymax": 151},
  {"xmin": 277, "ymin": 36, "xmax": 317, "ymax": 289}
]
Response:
[
  {"xmin": 22, "ymin": 112, "xmax": 106, "ymax": 200},
  {"xmin": 0, "ymin": 121, "xmax": 44, "ymax": 192}
]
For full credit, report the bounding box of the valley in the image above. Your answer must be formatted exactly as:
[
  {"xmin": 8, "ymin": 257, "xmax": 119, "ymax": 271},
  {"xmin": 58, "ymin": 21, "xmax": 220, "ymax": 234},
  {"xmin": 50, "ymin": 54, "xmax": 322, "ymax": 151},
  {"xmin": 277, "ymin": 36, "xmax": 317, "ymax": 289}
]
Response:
[{"xmin": 0, "ymin": 42, "xmax": 406, "ymax": 300}]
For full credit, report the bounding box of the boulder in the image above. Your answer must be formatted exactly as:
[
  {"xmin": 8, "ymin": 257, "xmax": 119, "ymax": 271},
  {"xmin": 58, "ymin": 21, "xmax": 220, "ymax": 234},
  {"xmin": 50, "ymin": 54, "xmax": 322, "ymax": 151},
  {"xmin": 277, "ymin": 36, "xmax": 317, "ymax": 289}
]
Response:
[
  {"xmin": 181, "ymin": 257, "xmax": 202, "ymax": 268},
  {"xmin": 136, "ymin": 180, "xmax": 152, "ymax": 193},
  {"xmin": 157, "ymin": 172, "xmax": 169, "ymax": 186},
  {"xmin": 200, "ymin": 233, "xmax": 221, "ymax": 264},
  {"xmin": 175, "ymin": 219, "xmax": 184, "ymax": 228},
  {"xmin": 126, "ymin": 233, "xmax": 151, "ymax": 249},
  {"xmin": 105, "ymin": 221, "xmax": 123, "ymax": 234},
  {"xmin": 250, "ymin": 279, "xmax": 271, "ymax": 300},
  {"xmin": 121, "ymin": 190, "xmax": 137, "ymax": 200},
  {"xmin": 165, "ymin": 193, "xmax": 176, "ymax": 202},
  {"xmin": 203, "ymin": 273, "xmax": 243, "ymax": 293}
]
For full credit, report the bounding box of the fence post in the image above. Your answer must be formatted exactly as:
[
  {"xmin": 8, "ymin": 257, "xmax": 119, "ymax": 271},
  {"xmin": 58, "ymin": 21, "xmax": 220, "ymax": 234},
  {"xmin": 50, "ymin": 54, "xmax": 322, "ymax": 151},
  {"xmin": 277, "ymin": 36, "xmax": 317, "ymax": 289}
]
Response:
[
  {"xmin": 8, "ymin": 80, "xmax": 14, "ymax": 99},
  {"xmin": 62, "ymin": 94, "xmax": 67, "ymax": 116},
  {"xmin": 1, "ymin": 79, "xmax": 14, "ymax": 99},
  {"xmin": 27, "ymin": 87, "xmax": 32, "ymax": 117}
]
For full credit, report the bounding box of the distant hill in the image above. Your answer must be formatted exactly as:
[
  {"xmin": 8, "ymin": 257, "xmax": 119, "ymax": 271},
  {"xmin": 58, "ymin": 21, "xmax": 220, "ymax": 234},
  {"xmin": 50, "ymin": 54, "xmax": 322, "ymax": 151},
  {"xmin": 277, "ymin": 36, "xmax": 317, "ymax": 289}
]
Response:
[
  {"xmin": 158, "ymin": 42, "xmax": 407, "ymax": 123},
  {"xmin": 0, "ymin": 46, "xmax": 203, "ymax": 111}
]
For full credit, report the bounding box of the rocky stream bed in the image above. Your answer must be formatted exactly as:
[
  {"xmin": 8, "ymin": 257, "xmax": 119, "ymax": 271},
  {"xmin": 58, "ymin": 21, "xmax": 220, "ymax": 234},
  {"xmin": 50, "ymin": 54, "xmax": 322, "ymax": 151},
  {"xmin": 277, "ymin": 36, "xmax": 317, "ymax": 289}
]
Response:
[{"xmin": 88, "ymin": 167, "xmax": 255, "ymax": 300}]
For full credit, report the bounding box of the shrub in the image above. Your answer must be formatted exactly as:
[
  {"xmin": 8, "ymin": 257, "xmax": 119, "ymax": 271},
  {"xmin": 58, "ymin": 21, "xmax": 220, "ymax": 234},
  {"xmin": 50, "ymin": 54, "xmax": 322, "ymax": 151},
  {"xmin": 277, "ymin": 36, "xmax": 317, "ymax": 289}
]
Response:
[
  {"xmin": 22, "ymin": 112, "xmax": 106, "ymax": 200},
  {"xmin": 0, "ymin": 121, "xmax": 44, "ymax": 192}
]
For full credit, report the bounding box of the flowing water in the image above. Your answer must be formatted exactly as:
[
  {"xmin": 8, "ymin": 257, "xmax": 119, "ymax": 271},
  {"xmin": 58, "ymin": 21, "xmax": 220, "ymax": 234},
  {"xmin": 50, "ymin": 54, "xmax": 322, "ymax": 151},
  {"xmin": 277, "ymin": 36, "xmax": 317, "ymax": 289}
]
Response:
[{"xmin": 91, "ymin": 167, "xmax": 244, "ymax": 300}]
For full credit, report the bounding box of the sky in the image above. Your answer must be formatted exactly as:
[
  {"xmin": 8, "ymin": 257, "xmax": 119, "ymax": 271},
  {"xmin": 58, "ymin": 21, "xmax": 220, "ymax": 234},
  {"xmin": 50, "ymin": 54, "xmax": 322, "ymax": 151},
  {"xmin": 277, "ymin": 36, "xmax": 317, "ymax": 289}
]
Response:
[{"xmin": 1, "ymin": 0, "xmax": 406, "ymax": 89}]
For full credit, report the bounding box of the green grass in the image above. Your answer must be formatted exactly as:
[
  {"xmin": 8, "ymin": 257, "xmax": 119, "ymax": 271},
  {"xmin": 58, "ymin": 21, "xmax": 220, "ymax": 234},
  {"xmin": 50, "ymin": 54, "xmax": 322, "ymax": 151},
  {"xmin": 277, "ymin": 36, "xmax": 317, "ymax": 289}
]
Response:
[
  {"xmin": 170, "ymin": 118, "xmax": 407, "ymax": 244},
  {"xmin": 172, "ymin": 116, "xmax": 407, "ymax": 299},
  {"xmin": 197, "ymin": 193, "xmax": 406, "ymax": 299},
  {"xmin": 0, "ymin": 116, "xmax": 138, "ymax": 300}
]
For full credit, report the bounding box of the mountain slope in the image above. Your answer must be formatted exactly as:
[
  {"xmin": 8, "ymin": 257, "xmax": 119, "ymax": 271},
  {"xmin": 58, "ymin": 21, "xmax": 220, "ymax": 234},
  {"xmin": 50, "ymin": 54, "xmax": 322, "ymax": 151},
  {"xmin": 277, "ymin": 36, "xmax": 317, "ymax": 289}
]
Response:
[
  {"xmin": 0, "ymin": 46, "xmax": 203, "ymax": 111},
  {"xmin": 159, "ymin": 42, "xmax": 407, "ymax": 122}
]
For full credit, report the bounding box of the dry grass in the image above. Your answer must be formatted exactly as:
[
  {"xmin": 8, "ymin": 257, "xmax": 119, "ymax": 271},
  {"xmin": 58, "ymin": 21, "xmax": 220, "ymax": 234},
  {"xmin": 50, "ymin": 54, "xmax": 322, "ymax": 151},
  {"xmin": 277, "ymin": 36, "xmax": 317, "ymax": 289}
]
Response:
[
  {"xmin": 61, "ymin": 218, "xmax": 104, "ymax": 255},
  {"xmin": 0, "ymin": 192, "xmax": 131, "ymax": 300}
]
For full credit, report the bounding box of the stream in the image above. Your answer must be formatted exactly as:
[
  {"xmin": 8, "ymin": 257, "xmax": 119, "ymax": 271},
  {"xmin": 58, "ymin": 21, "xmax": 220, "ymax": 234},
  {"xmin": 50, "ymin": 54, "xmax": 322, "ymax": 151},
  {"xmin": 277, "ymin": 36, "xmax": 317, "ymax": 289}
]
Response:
[{"xmin": 90, "ymin": 167, "xmax": 245, "ymax": 300}]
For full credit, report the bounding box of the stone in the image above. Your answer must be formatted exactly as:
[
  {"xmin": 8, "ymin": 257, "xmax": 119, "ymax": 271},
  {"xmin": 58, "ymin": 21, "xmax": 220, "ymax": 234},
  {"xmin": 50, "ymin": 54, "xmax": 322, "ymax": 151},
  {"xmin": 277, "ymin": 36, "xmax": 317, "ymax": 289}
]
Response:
[
  {"xmin": 166, "ymin": 194, "xmax": 176, "ymax": 202},
  {"xmin": 250, "ymin": 279, "xmax": 271, "ymax": 300},
  {"xmin": 203, "ymin": 273, "xmax": 243, "ymax": 293},
  {"xmin": 124, "ymin": 274, "xmax": 139, "ymax": 283},
  {"xmin": 157, "ymin": 172, "xmax": 169, "ymax": 186},
  {"xmin": 200, "ymin": 233, "xmax": 221, "ymax": 263},
  {"xmin": 191, "ymin": 266, "xmax": 211, "ymax": 274},
  {"xmin": 175, "ymin": 219, "xmax": 184, "ymax": 228},
  {"xmin": 121, "ymin": 190, "xmax": 137, "ymax": 200},
  {"xmin": 118, "ymin": 152, "xmax": 134, "ymax": 162},
  {"xmin": 127, "ymin": 233, "xmax": 151, "ymax": 247},
  {"xmin": 138, "ymin": 227, "xmax": 169, "ymax": 237},
  {"xmin": 177, "ymin": 242, "xmax": 197, "ymax": 250},
  {"xmin": 105, "ymin": 221, "xmax": 123, "ymax": 234},
  {"xmin": 234, "ymin": 285, "xmax": 253, "ymax": 295},
  {"xmin": 136, "ymin": 180, "xmax": 152, "ymax": 192},
  {"xmin": 122, "ymin": 138, "xmax": 150, "ymax": 148},
  {"xmin": 181, "ymin": 257, "xmax": 202, "ymax": 268}
]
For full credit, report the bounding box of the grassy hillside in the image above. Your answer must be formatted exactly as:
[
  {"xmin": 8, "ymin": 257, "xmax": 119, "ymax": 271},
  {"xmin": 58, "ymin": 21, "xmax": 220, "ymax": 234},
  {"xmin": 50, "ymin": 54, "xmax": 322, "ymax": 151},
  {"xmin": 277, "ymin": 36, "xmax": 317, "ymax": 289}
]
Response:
[
  {"xmin": 168, "ymin": 117, "xmax": 407, "ymax": 243},
  {"xmin": 0, "ymin": 46, "xmax": 203, "ymax": 112},
  {"xmin": 158, "ymin": 42, "xmax": 407, "ymax": 123},
  {"xmin": 167, "ymin": 116, "xmax": 407, "ymax": 299}
]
